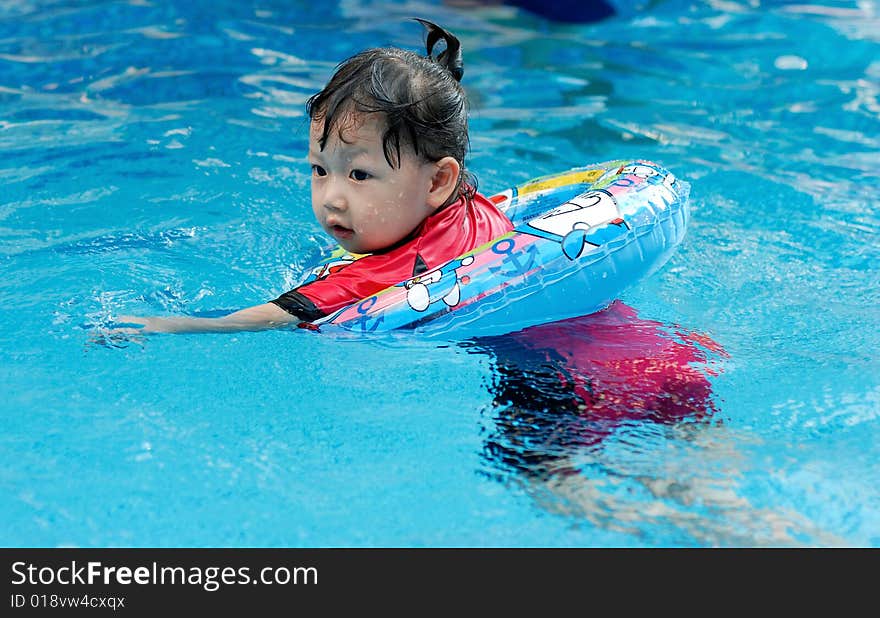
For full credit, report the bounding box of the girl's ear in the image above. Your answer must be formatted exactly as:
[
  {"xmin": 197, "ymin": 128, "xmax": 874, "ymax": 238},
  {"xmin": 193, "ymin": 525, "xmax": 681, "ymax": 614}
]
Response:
[{"xmin": 426, "ymin": 156, "xmax": 461, "ymax": 210}]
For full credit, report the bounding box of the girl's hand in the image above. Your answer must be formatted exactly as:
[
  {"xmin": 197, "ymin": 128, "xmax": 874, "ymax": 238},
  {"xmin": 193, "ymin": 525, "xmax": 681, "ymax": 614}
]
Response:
[
  {"xmin": 102, "ymin": 304, "xmax": 300, "ymax": 336},
  {"xmin": 88, "ymin": 316, "xmax": 152, "ymax": 348},
  {"xmin": 112, "ymin": 315, "xmax": 157, "ymax": 334},
  {"xmin": 107, "ymin": 315, "xmax": 204, "ymax": 334}
]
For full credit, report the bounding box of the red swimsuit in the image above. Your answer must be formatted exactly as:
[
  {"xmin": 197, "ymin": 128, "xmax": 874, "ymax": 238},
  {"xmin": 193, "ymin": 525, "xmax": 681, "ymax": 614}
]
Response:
[{"xmin": 271, "ymin": 191, "xmax": 513, "ymax": 321}]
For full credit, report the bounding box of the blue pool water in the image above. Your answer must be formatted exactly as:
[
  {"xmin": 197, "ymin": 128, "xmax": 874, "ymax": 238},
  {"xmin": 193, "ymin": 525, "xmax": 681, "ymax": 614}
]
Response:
[{"xmin": 1, "ymin": 0, "xmax": 878, "ymax": 547}]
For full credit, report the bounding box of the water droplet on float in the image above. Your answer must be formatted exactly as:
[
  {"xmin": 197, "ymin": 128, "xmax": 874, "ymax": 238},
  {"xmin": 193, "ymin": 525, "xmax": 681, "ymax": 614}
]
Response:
[{"xmin": 774, "ymin": 55, "xmax": 808, "ymax": 70}]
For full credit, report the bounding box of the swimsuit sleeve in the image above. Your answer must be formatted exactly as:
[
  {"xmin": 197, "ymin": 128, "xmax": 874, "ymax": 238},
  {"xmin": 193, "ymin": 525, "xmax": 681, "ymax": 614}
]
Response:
[
  {"xmin": 270, "ymin": 251, "xmax": 417, "ymax": 320},
  {"xmin": 269, "ymin": 290, "xmax": 327, "ymax": 321}
]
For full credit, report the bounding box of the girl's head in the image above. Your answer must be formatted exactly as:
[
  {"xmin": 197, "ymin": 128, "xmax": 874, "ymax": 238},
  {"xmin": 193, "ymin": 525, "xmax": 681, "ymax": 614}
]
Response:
[
  {"xmin": 308, "ymin": 19, "xmax": 471, "ymax": 192},
  {"xmin": 306, "ymin": 20, "xmax": 475, "ymax": 254}
]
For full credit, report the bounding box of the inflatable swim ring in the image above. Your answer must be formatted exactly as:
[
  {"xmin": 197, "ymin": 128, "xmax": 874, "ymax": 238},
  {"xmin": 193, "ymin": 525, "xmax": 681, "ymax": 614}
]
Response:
[{"xmin": 301, "ymin": 159, "xmax": 689, "ymax": 339}]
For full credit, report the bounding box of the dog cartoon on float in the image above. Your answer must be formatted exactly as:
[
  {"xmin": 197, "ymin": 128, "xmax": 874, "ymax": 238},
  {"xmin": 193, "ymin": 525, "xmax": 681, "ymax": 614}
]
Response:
[
  {"xmin": 523, "ymin": 189, "xmax": 629, "ymax": 260},
  {"xmin": 402, "ymin": 255, "xmax": 475, "ymax": 312}
]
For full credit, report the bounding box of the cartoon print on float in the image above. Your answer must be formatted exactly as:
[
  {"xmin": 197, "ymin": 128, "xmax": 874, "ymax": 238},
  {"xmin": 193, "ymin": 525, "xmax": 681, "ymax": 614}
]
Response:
[
  {"xmin": 300, "ymin": 246, "xmax": 361, "ymax": 285},
  {"xmin": 617, "ymin": 163, "xmax": 679, "ymax": 208},
  {"xmin": 523, "ymin": 189, "xmax": 629, "ymax": 260},
  {"xmin": 403, "ymin": 255, "xmax": 475, "ymax": 312},
  {"xmin": 619, "ymin": 163, "xmax": 676, "ymax": 188}
]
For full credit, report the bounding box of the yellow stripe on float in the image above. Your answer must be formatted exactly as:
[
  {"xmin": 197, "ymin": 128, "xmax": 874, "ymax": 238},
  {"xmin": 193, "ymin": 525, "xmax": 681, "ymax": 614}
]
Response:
[{"xmin": 517, "ymin": 168, "xmax": 606, "ymax": 196}]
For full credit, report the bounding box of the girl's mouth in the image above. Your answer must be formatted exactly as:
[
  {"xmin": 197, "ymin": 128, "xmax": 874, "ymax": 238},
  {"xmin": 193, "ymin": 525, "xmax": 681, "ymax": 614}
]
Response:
[{"xmin": 329, "ymin": 223, "xmax": 353, "ymax": 239}]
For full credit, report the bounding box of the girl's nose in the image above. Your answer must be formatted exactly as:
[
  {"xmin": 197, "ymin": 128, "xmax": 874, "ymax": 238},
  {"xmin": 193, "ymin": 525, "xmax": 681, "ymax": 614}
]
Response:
[
  {"xmin": 322, "ymin": 179, "xmax": 347, "ymax": 211},
  {"xmin": 324, "ymin": 198, "xmax": 346, "ymax": 212}
]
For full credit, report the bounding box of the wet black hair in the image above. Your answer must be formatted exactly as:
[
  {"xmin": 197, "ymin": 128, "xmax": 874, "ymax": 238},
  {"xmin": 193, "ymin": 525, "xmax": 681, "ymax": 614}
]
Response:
[{"xmin": 306, "ymin": 19, "xmax": 475, "ymax": 201}]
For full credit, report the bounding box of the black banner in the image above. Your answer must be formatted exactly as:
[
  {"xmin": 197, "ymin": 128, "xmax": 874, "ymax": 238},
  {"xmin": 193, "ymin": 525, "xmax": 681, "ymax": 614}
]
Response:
[{"xmin": 0, "ymin": 548, "xmax": 870, "ymax": 613}]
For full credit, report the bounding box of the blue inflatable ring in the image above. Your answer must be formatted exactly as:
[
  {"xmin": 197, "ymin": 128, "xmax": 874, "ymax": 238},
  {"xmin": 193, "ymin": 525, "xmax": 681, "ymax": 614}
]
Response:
[{"xmin": 303, "ymin": 159, "xmax": 690, "ymax": 338}]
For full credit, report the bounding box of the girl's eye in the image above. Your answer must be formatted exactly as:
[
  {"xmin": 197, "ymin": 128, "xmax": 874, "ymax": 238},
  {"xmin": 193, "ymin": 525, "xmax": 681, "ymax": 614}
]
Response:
[
  {"xmin": 350, "ymin": 169, "xmax": 371, "ymax": 181},
  {"xmin": 311, "ymin": 165, "xmax": 327, "ymax": 177}
]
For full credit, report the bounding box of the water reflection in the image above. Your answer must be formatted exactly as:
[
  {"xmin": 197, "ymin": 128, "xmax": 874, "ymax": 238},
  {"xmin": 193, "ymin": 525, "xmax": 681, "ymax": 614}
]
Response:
[
  {"xmin": 470, "ymin": 302, "xmax": 845, "ymax": 545},
  {"xmin": 474, "ymin": 301, "xmax": 723, "ymax": 478}
]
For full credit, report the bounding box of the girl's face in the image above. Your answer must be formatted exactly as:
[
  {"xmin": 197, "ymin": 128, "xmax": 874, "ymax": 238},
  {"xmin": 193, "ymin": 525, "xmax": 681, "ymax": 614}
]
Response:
[{"xmin": 308, "ymin": 113, "xmax": 439, "ymax": 254}]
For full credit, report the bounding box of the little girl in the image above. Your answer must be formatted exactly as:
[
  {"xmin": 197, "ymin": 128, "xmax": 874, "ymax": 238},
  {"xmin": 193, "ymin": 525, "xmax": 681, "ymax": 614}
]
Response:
[{"xmin": 116, "ymin": 19, "xmax": 513, "ymax": 334}]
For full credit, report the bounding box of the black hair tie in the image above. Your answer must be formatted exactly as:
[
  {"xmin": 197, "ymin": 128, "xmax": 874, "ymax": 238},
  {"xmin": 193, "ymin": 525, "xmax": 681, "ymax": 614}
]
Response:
[{"xmin": 413, "ymin": 18, "xmax": 464, "ymax": 81}]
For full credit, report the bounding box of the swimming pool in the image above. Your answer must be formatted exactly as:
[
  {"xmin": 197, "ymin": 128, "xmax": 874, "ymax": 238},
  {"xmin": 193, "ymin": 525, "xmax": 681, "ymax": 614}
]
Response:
[{"xmin": 1, "ymin": 0, "xmax": 878, "ymax": 547}]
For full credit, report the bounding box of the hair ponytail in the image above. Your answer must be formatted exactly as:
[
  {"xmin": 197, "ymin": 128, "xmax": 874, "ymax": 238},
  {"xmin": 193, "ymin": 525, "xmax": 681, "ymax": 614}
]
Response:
[{"xmin": 413, "ymin": 18, "xmax": 463, "ymax": 81}]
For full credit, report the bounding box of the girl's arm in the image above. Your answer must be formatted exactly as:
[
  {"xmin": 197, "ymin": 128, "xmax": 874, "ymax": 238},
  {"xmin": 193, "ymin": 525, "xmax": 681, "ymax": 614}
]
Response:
[{"xmin": 114, "ymin": 302, "xmax": 300, "ymax": 334}]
